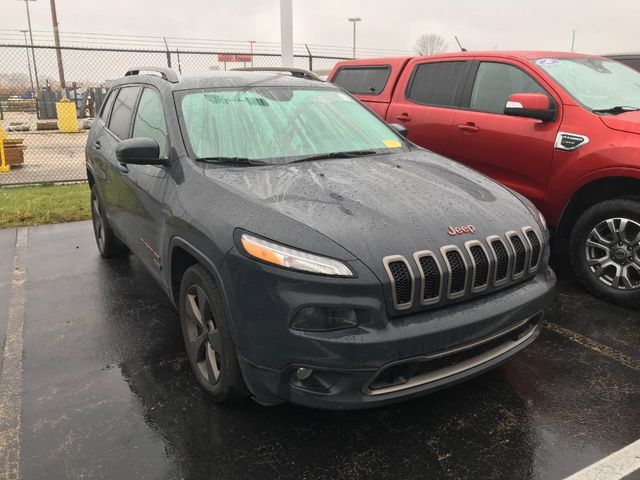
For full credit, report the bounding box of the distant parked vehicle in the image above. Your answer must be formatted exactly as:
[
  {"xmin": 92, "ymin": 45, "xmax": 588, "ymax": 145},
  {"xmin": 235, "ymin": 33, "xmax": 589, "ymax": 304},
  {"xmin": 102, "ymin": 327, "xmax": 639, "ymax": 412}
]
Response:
[
  {"xmin": 85, "ymin": 66, "xmax": 555, "ymax": 409},
  {"xmin": 605, "ymin": 53, "xmax": 640, "ymax": 72},
  {"xmin": 329, "ymin": 51, "xmax": 640, "ymax": 307}
]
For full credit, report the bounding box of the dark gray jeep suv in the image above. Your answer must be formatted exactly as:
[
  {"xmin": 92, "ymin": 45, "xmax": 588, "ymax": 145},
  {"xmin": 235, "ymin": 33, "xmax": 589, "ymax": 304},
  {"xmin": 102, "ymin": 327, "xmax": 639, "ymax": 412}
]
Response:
[{"xmin": 86, "ymin": 66, "xmax": 556, "ymax": 409}]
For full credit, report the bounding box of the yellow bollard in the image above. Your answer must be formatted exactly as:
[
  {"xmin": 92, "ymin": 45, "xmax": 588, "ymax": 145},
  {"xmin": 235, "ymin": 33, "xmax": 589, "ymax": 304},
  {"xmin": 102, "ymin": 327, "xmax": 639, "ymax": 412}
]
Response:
[
  {"xmin": 0, "ymin": 126, "xmax": 9, "ymax": 173},
  {"xmin": 56, "ymin": 98, "xmax": 79, "ymax": 133}
]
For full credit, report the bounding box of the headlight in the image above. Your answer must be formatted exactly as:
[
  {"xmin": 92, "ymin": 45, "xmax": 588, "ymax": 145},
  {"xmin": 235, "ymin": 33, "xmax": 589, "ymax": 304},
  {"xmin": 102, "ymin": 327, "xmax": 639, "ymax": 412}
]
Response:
[{"xmin": 240, "ymin": 233, "xmax": 354, "ymax": 277}]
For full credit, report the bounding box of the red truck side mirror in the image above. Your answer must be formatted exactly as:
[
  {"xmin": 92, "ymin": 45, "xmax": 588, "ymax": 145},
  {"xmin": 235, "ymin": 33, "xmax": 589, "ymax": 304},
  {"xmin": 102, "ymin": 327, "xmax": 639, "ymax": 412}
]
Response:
[{"xmin": 504, "ymin": 93, "xmax": 556, "ymax": 122}]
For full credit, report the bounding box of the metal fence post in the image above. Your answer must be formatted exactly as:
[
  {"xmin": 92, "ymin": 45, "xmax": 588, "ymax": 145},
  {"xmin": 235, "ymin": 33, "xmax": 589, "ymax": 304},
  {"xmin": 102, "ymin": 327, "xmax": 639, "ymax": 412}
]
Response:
[
  {"xmin": 163, "ymin": 37, "xmax": 172, "ymax": 68},
  {"xmin": 305, "ymin": 44, "xmax": 313, "ymax": 72}
]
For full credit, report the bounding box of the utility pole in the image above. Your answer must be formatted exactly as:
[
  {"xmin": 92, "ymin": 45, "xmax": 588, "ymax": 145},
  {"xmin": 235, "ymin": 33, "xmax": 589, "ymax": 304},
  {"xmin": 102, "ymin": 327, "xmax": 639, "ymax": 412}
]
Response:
[
  {"xmin": 19, "ymin": 0, "xmax": 40, "ymax": 94},
  {"xmin": 20, "ymin": 30, "xmax": 35, "ymax": 96},
  {"xmin": 49, "ymin": 0, "xmax": 65, "ymax": 88},
  {"xmin": 280, "ymin": 0, "xmax": 293, "ymax": 67},
  {"xmin": 348, "ymin": 17, "xmax": 361, "ymax": 59},
  {"xmin": 571, "ymin": 29, "xmax": 576, "ymax": 52}
]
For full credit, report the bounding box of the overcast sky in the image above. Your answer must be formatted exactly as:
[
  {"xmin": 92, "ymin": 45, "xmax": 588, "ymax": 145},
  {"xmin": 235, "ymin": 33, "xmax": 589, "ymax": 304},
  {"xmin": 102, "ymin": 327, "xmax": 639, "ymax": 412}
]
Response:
[{"xmin": 3, "ymin": 0, "xmax": 639, "ymax": 55}]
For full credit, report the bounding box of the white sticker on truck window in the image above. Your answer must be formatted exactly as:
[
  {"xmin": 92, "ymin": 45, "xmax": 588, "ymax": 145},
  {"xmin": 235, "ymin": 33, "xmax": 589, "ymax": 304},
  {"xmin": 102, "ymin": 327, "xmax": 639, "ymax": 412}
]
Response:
[{"xmin": 536, "ymin": 58, "xmax": 561, "ymax": 67}]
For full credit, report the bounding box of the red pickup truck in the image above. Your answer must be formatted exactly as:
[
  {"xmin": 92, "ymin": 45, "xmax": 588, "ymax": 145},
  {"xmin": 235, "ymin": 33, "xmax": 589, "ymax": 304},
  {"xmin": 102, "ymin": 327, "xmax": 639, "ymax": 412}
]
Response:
[{"xmin": 329, "ymin": 51, "xmax": 640, "ymax": 307}]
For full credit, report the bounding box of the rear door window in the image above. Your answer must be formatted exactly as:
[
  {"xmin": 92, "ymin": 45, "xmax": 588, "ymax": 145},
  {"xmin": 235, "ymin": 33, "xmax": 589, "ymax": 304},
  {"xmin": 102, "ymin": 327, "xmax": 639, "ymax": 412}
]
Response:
[
  {"xmin": 332, "ymin": 66, "xmax": 391, "ymax": 95},
  {"xmin": 108, "ymin": 86, "xmax": 141, "ymax": 140},
  {"xmin": 405, "ymin": 61, "xmax": 467, "ymax": 107},
  {"xmin": 470, "ymin": 62, "xmax": 546, "ymax": 114}
]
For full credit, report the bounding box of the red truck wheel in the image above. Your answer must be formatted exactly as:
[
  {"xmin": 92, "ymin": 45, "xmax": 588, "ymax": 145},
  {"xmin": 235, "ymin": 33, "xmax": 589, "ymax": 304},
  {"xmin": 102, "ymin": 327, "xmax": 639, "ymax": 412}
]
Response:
[{"xmin": 570, "ymin": 199, "xmax": 640, "ymax": 307}]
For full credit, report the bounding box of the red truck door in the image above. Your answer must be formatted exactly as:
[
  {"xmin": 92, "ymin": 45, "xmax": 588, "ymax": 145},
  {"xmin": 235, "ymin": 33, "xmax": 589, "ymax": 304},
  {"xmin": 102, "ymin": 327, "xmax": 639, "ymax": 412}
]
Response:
[
  {"xmin": 449, "ymin": 59, "xmax": 562, "ymax": 208},
  {"xmin": 386, "ymin": 58, "xmax": 472, "ymax": 158}
]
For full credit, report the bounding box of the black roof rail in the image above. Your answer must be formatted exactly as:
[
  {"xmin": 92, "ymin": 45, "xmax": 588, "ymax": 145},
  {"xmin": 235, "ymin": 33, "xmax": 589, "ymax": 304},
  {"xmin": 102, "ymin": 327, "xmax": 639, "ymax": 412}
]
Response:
[
  {"xmin": 231, "ymin": 67, "xmax": 323, "ymax": 81},
  {"xmin": 124, "ymin": 66, "xmax": 180, "ymax": 83}
]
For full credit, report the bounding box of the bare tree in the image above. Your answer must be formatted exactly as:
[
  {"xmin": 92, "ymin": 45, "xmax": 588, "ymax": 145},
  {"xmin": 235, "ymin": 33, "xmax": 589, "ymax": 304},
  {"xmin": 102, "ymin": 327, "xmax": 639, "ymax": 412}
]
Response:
[{"xmin": 414, "ymin": 33, "xmax": 448, "ymax": 55}]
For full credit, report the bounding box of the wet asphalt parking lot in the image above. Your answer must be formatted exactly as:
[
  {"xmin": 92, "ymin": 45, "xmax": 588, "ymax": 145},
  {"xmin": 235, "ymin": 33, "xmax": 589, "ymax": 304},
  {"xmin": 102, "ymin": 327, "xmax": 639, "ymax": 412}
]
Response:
[{"xmin": 0, "ymin": 221, "xmax": 638, "ymax": 480}]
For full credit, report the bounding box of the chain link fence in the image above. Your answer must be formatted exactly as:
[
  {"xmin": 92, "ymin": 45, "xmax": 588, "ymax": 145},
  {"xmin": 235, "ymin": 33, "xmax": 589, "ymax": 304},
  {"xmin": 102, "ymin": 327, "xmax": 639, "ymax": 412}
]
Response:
[{"xmin": 0, "ymin": 44, "xmax": 347, "ymax": 185}]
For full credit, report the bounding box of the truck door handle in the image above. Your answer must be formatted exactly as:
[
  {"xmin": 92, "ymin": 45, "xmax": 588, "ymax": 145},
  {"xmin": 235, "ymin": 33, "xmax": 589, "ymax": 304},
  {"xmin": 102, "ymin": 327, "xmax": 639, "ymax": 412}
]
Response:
[
  {"xmin": 117, "ymin": 162, "xmax": 129, "ymax": 174},
  {"xmin": 93, "ymin": 140, "xmax": 101, "ymax": 150},
  {"xmin": 457, "ymin": 123, "xmax": 479, "ymax": 133},
  {"xmin": 396, "ymin": 113, "xmax": 412, "ymax": 122}
]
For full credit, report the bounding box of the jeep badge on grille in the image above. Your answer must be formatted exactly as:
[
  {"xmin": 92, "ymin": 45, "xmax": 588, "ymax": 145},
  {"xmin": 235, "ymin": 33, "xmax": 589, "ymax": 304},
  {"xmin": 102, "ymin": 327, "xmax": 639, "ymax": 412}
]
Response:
[{"xmin": 448, "ymin": 225, "xmax": 476, "ymax": 236}]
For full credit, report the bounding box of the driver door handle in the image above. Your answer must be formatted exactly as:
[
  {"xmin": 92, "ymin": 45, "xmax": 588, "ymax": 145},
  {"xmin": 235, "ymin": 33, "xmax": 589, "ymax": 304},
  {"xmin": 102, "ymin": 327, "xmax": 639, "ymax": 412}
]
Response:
[
  {"xmin": 93, "ymin": 140, "xmax": 101, "ymax": 150},
  {"xmin": 396, "ymin": 113, "xmax": 412, "ymax": 122},
  {"xmin": 117, "ymin": 162, "xmax": 129, "ymax": 174},
  {"xmin": 458, "ymin": 123, "xmax": 479, "ymax": 133}
]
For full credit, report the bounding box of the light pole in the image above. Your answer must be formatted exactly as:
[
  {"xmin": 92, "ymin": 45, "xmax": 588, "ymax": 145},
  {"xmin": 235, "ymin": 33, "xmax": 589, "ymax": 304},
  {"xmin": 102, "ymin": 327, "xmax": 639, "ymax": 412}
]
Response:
[
  {"xmin": 280, "ymin": 0, "xmax": 293, "ymax": 67},
  {"xmin": 19, "ymin": 0, "xmax": 40, "ymax": 94},
  {"xmin": 20, "ymin": 30, "xmax": 35, "ymax": 96},
  {"xmin": 348, "ymin": 17, "xmax": 361, "ymax": 59},
  {"xmin": 248, "ymin": 40, "xmax": 256, "ymax": 67}
]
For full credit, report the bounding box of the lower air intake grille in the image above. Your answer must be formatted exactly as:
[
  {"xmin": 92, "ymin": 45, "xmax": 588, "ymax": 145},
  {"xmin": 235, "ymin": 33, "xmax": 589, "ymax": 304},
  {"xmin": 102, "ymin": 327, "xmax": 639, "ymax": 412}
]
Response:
[
  {"xmin": 367, "ymin": 313, "xmax": 543, "ymax": 393},
  {"xmin": 510, "ymin": 234, "xmax": 527, "ymax": 276},
  {"xmin": 469, "ymin": 245, "xmax": 489, "ymax": 288},
  {"xmin": 491, "ymin": 239, "xmax": 509, "ymax": 282},
  {"xmin": 419, "ymin": 256, "xmax": 441, "ymax": 301},
  {"xmin": 388, "ymin": 260, "xmax": 412, "ymax": 305},
  {"xmin": 445, "ymin": 250, "xmax": 466, "ymax": 295},
  {"xmin": 526, "ymin": 230, "xmax": 541, "ymax": 268}
]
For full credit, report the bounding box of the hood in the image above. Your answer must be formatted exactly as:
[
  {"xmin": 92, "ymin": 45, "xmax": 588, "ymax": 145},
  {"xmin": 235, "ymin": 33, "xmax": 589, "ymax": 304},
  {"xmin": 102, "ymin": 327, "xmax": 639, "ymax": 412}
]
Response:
[
  {"xmin": 204, "ymin": 150, "xmax": 537, "ymax": 273},
  {"xmin": 599, "ymin": 111, "xmax": 640, "ymax": 135}
]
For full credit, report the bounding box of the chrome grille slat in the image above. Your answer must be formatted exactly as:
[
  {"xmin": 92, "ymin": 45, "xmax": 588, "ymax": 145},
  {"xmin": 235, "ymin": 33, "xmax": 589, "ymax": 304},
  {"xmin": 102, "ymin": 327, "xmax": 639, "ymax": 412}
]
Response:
[
  {"xmin": 487, "ymin": 235, "xmax": 511, "ymax": 286},
  {"xmin": 522, "ymin": 227, "xmax": 542, "ymax": 272},
  {"xmin": 506, "ymin": 231, "xmax": 528, "ymax": 280},
  {"xmin": 385, "ymin": 227, "xmax": 543, "ymax": 311},
  {"xmin": 383, "ymin": 255, "xmax": 414, "ymax": 310},
  {"xmin": 465, "ymin": 240, "xmax": 491, "ymax": 292},
  {"xmin": 413, "ymin": 251, "xmax": 442, "ymax": 305},
  {"xmin": 441, "ymin": 246, "xmax": 468, "ymax": 299}
]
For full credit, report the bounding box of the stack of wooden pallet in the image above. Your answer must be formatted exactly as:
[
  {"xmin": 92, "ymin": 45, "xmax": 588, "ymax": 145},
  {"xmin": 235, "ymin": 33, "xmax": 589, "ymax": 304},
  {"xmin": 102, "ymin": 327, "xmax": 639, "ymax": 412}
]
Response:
[{"xmin": 3, "ymin": 138, "xmax": 26, "ymax": 166}]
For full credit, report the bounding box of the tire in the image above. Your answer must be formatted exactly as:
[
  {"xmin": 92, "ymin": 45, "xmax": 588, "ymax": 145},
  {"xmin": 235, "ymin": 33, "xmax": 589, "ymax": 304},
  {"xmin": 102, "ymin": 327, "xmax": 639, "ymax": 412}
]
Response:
[
  {"xmin": 90, "ymin": 186, "xmax": 129, "ymax": 259},
  {"xmin": 179, "ymin": 264, "xmax": 247, "ymax": 402},
  {"xmin": 569, "ymin": 199, "xmax": 640, "ymax": 308}
]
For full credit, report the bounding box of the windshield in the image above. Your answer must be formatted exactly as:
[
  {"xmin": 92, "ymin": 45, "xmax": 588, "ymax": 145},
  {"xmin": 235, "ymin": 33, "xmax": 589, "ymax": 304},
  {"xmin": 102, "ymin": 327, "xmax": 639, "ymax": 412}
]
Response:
[
  {"xmin": 177, "ymin": 86, "xmax": 407, "ymax": 164},
  {"xmin": 533, "ymin": 57, "xmax": 640, "ymax": 112}
]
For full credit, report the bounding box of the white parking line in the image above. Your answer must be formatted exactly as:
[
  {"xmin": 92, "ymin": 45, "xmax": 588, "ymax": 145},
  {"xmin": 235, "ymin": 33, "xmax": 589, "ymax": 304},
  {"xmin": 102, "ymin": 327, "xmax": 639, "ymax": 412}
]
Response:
[
  {"xmin": 564, "ymin": 439, "xmax": 640, "ymax": 480},
  {"xmin": 545, "ymin": 322, "xmax": 640, "ymax": 372},
  {"xmin": 0, "ymin": 228, "xmax": 28, "ymax": 480}
]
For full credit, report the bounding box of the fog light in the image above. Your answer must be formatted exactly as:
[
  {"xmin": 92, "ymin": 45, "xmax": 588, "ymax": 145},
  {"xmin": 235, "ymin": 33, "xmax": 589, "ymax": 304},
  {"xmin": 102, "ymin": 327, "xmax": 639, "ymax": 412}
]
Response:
[
  {"xmin": 291, "ymin": 307, "xmax": 358, "ymax": 331},
  {"xmin": 296, "ymin": 367, "xmax": 314, "ymax": 381}
]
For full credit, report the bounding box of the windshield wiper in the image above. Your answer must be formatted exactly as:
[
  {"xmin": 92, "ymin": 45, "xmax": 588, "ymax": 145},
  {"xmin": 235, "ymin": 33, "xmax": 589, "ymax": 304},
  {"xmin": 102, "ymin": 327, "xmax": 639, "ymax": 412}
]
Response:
[
  {"xmin": 592, "ymin": 106, "xmax": 640, "ymax": 115},
  {"xmin": 195, "ymin": 156, "xmax": 268, "ymax": 166},
  {"xmin": 289, "ymin": 150, "xmax": 380, "ymax": 164}
]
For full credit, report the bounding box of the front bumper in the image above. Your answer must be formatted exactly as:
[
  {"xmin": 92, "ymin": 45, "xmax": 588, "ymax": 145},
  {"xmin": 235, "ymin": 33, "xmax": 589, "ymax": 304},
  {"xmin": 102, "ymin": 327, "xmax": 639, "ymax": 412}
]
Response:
[{"xmin": 221, "ymin": 250, "xmax": 556, "ymax": 409}]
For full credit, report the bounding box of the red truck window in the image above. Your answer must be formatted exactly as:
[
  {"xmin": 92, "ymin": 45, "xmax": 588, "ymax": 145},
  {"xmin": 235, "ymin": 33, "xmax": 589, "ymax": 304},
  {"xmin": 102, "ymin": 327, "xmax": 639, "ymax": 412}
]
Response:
[
  {"xmin": 332, "ymin": 66, "xmax": 391, "ymax": 95},
  {"xmin": 406, "ymin": 61, "xmax": 467, "ymax": 108},
  {"xmin": 469, "ymin": 62, "xmax": 546, "ymax": 114}
]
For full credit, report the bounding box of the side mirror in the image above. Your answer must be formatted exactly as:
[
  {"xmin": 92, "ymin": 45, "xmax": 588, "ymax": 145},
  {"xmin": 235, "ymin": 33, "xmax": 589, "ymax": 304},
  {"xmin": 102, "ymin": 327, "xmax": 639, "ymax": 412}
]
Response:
[
  {"xmin": 504, "ymin": 93, "xmax": 556, "ymax": 122},
  {"xmin": 116, "ymin": 137, "xmax": 167, "ymax": 166},
  {"xmin": 389, "ymin": 122, "xmax": 408, "ymax": 137}
]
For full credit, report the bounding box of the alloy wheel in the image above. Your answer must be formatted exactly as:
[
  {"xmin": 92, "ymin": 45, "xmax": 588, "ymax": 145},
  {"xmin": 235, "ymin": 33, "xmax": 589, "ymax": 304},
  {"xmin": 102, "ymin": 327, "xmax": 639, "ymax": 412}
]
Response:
[
  {"xmin": 185, "ymin": 284, "xmax": 222, "ymax": 384},
  {"xmin": 584, "ymin": 217, "xmax": 640, "ymax": 290},
  {"xmin": 91, "ymin": 193, "xmax": 105, "ymax": 252}
]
